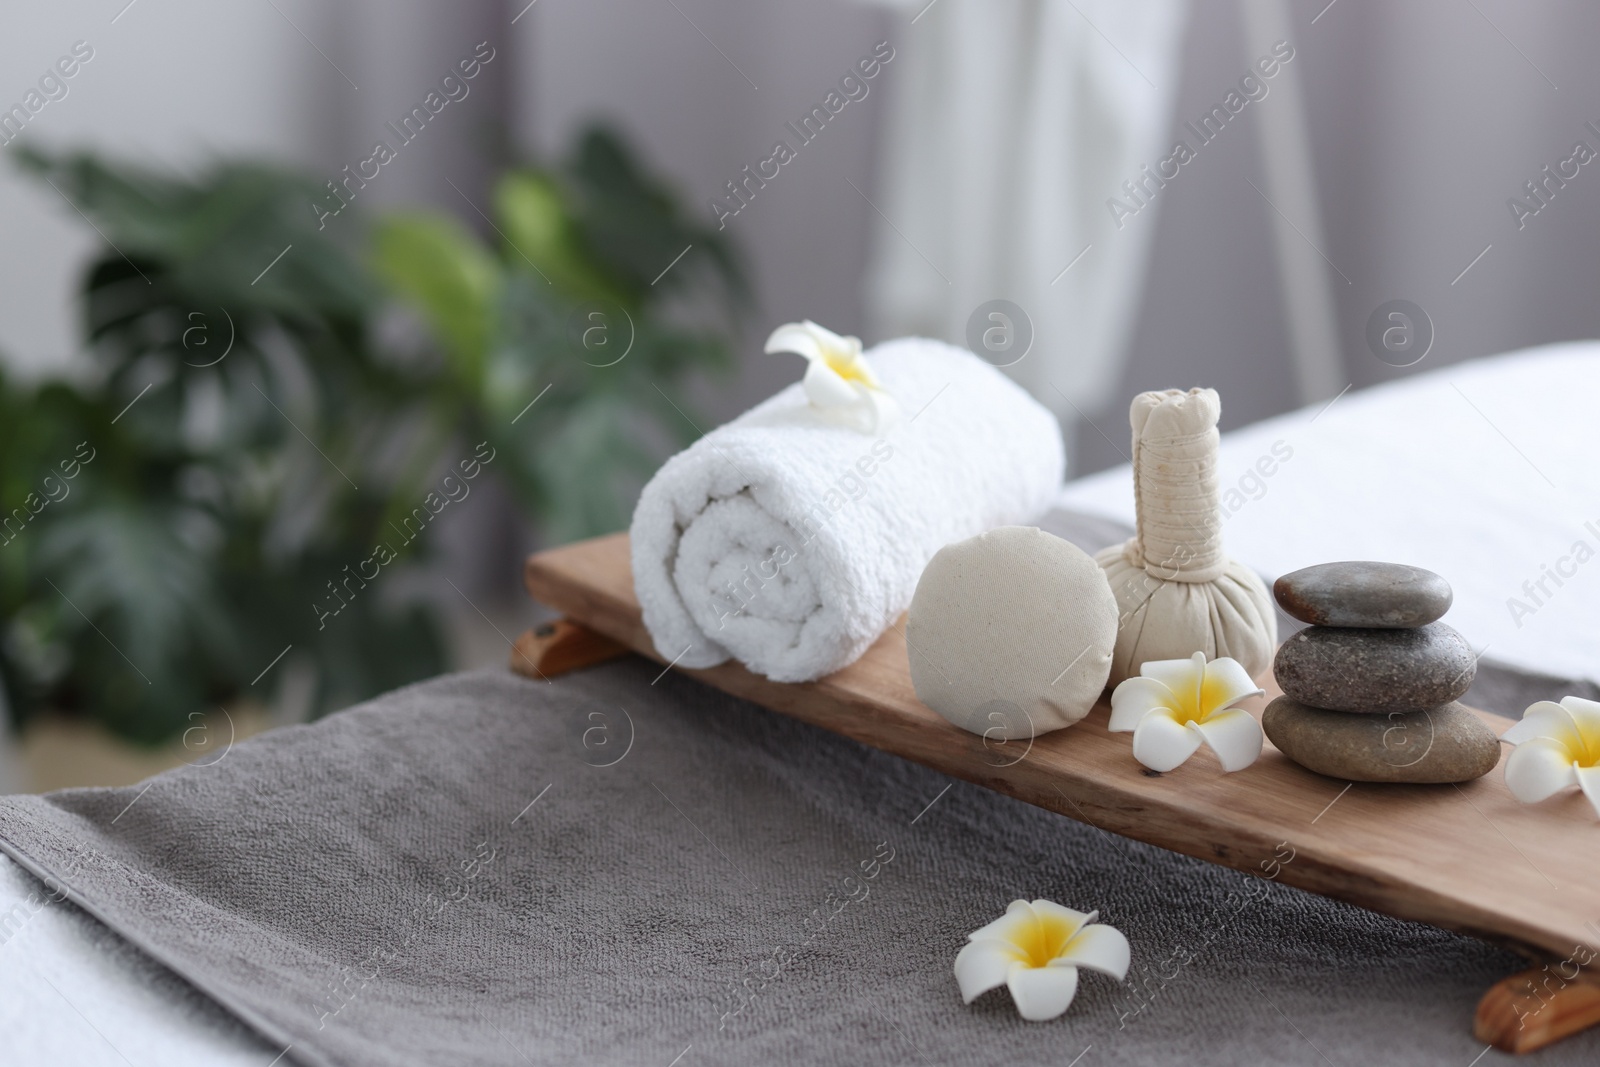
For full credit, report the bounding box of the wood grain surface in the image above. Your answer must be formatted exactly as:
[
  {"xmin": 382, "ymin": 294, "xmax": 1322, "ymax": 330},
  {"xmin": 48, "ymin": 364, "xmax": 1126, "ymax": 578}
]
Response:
[
  {"xmin": 1475, "ymin": 966, "xmax": 1600, "ymax": 1052},
  {"xmin": 523, "ymin": 532, "xmax": 1600, "ymax": 965},
  {"xmin": 510, "ymin": 618, "xmax": 627, "ymax": 679}
]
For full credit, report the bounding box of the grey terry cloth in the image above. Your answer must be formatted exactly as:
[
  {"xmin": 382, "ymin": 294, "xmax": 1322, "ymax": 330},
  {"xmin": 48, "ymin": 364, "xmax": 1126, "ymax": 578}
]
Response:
[{"xmin": 0, "ymin": 659, "xmax": 1596, "ymax": 1067}]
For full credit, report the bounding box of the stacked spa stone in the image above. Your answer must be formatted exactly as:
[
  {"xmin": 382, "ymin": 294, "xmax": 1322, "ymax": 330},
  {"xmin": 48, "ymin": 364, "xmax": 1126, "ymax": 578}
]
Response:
[{"xmin": 1262, "ymin": 562, "xmax": 1500, "ymax": 784}]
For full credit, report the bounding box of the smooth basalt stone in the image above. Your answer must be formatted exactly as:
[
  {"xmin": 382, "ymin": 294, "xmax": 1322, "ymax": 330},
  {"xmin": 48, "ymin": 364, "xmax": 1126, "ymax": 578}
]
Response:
[
  {"xmin": 1262, "ymin": 696, "xmax": 1501, "ymax": 783},
  {"xmin": 1273, "ymin": 622, "xmax": 1475, "ymax": 713},
  {"xmin": 1274, "ymin": 561, "xmax": 1452, "ymax": 629}
]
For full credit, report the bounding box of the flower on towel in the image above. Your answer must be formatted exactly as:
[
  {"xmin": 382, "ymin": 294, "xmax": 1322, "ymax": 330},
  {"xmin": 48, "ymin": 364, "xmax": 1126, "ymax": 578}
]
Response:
[
  {"xmin": 954, "ymin": 899, "xmax": 1129, "ymax": 1022},
  {"xmin": 1503, "ymin": 696, "xmax": 1600, "ymax": 819},
  {"xmin": 1109, "ymin": 652, "xmax": 1265, "ymax": 772},
  {"xmin": 764, "ymin": 320, "xmax": 899, "ymax": 433}
]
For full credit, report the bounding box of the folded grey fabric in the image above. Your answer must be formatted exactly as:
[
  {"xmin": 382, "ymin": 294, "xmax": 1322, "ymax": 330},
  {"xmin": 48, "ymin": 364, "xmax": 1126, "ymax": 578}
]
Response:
[{"xmin": 2, "ymin": 658, "xmax": 1596, "ymax": 1066}]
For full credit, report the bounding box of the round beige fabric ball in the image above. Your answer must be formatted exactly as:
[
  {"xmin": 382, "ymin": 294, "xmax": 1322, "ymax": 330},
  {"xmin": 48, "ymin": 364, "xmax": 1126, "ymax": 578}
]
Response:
[{"xmin": 906, "ymin": 526, "xmax": 1118, "ymax": 740}]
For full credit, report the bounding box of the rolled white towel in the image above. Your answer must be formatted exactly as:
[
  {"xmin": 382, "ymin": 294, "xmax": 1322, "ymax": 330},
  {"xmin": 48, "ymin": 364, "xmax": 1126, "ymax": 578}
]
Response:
[{"xmin": 630, "ymin": 336, "xmax": 1065, "ymax": 682}]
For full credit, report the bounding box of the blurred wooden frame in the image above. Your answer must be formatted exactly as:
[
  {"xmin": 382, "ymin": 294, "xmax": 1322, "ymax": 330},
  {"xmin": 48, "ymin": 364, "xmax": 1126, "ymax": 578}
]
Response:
[
  {"xmin": 1475, "ymin": 965, "xmax": 1600, "ymax": 1053},
  {"xmin": 510, "ymin": 617, "xmax": 626, "ymax": 681}
]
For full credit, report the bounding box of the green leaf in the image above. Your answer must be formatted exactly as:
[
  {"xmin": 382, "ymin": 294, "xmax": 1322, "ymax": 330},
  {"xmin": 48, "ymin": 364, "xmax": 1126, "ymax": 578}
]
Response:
[
  {"xmin": 493, "ymin": 172, "xmax": 621, "ymax": 302},
  {"xmin": 2, "ymin": 125, "xmax": 748, "ymax": 744},
  {"xmin": 564, "ymin": 127, "xmax": 752, "ymax": 314},
  {"xmin": 372, "ymin": 213, "xmax": 500, "ymax": 372}
]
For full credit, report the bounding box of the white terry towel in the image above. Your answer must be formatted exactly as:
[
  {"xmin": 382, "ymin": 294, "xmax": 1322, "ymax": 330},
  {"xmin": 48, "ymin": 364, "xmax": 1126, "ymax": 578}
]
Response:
[{"xmin": 630, "ymin": 336, "xmax": 1065, "ymax": 682}]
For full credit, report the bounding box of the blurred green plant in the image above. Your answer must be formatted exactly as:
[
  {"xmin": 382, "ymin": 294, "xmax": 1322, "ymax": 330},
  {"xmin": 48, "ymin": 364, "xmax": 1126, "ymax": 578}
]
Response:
[{"xmin": 0, "ymin": 127, "xmax": 748, "ymax": 743}]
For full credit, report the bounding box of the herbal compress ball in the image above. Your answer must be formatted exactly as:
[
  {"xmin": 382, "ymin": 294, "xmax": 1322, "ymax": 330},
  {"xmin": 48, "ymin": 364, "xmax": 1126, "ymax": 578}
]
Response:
[{"xmin": 908, "ymin": 526, "xmax": 1118, "ymax": 740}]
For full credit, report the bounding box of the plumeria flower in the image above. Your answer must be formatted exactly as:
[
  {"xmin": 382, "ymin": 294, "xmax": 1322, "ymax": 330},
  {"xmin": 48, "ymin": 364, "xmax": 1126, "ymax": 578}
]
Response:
[
  {"xmin": 1503, "ymin": 696, "xmax": 1600, "ymax": 819},
  {"xmin": 1109, "ymin": 652, "xmax": 1265, "ymax": 772},
  {"xmin": 764, "ymin": 320, "xmax": 899, "ymax": 434},
  {"xmin": 954, "ymin": 899, "xmax": 1129, "ymax": 1022}
]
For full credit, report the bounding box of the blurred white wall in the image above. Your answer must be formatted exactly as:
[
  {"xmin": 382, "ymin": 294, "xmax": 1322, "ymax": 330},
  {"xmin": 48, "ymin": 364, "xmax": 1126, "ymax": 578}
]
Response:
[
  {"xmin": 1087, "ymin": 0, "xmax": 1600, "ymax": 471},
  {"xmin": 0, "ymin": 0, "xmax": 330, "ymax": 376},
  {"xmin": 6, "ymin": 0, "xmax": 1600, "ymax": 467},
  {"xmin": 514, "ymin": 0, "xmax": 890, "ymax": 414},
  {"xmin": 511, "ymin": 0, "xmax": 1600, "ymax": 474},
  {"xmin": 1, "ymin": 0, "xmax": 872, "ymax": 407}
]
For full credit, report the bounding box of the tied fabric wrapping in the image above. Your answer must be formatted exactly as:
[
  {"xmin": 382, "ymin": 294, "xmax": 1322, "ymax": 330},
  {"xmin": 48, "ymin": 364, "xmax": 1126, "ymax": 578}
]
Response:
[
  {"xmin": 631, "ymin": 337, "xmax": 1064, "ymax": 682},
  {"xmin": 1095, "ymin": 388, "xmax": 1276, "ymax": 684}
]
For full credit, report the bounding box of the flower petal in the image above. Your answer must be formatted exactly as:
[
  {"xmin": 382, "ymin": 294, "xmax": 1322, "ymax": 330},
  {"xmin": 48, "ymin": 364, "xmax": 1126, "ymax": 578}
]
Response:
[
  {"xmin": 859, "ymin": 383, "xmax": 899, "ymax": 433},
  {"xmin": 967, "ymin": 899, "xmax": 1036, "ymax": 944},
  {"xmin": 1503, "ymin": 701, "xmax": 1581, "ymax": 748},
  {"xmin": 1192, "ymin": 707, "xmax": 1264, "ymax": 772},
  {"xmin": 1109, "ymin": 677, "xmax": 1178, "ymax": 732},
  {"xmin": 1188, "ymin": 651, "xmax": 1207, "ymax": 712},
  {"xmin": 955, "ymin": 939, "xmax": 1022, "ymax": 1003},
  {"xmin": 1504, "ymin": 737, "xmax": 1579, "ymax": 803},
  {"xmin": 1561, "ymin": 696, "xmax": 1600, "ymax": 762},
  {"xmin": 1199, "ymin": 657, "xmax": 1265, "ymax": 714},
  {"xmin": 1577, "ymin": 765, "xmax": 1600, "ymax": 820},
  {"xmin": 1028, "ymin": 900, "xmax": 1093, "ymax": 942},
  {"xmin": 1131, "ymin": 713, "xmax": 1203, "ymax": 772},
  {"xmin": 1058, "ymin": 922, "xmax": 1131, "ymax": 981},
  {"xmin": 764, "ymin": 320, "xmax": 851, "ymax": 363},
  {"xmin": 803, "ymin": 356, "xmax": 861, "ymax": 409},
  {"xmin": 1138, "ymin": 655, "xmax": 1204, "ymax": 693},
  {"xmin": 1007, "ymin": 962, "xmax": 1080, "ymax": 1022},
  {"xmin": 829, "ymin": 346, "xmax": 882, "ymax": 388}
]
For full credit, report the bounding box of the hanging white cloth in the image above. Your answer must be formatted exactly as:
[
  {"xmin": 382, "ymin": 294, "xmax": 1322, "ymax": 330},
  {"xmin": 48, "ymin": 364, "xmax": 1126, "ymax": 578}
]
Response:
[{"xmin": 860, "ymin": 0, "xmax": 1189, "ymax": 464}]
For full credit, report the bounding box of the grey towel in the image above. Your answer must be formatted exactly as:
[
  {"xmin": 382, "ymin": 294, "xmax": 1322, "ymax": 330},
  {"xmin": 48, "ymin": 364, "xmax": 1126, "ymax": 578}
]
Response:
[{"xmin": 1, "ymin": 660, "xmax": 1595, "ymax": 1067}]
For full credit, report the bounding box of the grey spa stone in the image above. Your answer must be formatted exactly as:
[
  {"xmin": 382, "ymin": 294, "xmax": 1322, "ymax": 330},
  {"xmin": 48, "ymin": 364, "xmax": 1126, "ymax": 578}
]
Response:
[
  {"xmin": 1262, "ymin": 696, "xmax": 1501, "ymax": 784},
  {"xmin": 1273, "ymin": 561, "xmax": 1452, "ymax": 629},
  {"xmin": 1273, "ymin": 622, "xmax": 1476, "ymax": 713}
]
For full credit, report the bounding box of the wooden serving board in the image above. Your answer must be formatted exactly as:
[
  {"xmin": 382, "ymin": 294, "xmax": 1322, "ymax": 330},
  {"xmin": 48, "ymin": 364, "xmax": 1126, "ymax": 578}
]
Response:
[{"xmin": 522, "ymin": 533, "xmax": 1600, "ymax": 1041}]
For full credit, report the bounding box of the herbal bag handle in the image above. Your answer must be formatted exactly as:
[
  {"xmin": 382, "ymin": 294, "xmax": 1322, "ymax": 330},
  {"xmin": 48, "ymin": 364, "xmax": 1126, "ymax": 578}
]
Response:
[{"xmin": 1095, "ymin": 388, "xmax": 1276, "ymax": 684}]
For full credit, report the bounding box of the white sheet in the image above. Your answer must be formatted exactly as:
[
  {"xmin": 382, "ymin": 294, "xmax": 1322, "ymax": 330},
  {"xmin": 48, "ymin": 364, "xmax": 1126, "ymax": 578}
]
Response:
[
  {"xmin": 0, "ymin": 853, "xmax": 271, "ymax": 1066},
  {"xmin": 1059, "ymin": 341, "xmax": 1600, "ymax": 686}
]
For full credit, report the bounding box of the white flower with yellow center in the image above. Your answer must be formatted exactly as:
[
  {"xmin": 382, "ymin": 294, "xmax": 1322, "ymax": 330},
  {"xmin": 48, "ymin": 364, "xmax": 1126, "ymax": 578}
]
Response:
[
  {"xmin": 1503, "ymin": 696, "xmax": 1600, "ymax": 818},
  {"xmin": 954, "ymin": 899, "xmax": 1129, "ymax": 1022},
  {"xmin": 764, "ymin": 320, "xmax": 899, "ymax": 434},
  {"xmin": 1109, "ymin": 652, "xmax": 1265, "ymax": 772}
]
